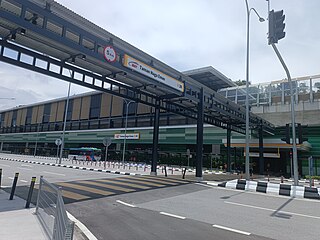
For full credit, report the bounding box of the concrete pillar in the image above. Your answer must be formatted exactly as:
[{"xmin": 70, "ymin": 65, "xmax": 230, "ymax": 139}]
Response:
[
  {"xmin": 196, "ymin": 88, "xmax": 204, "ymax": 181},
  {"xmin": 227, "ymin": 126, "xmax": 231, "ymax": 172},
  {"xmin": 0, "ymin": 141, "xmax": 3, "ymax": 152},
  {"xmin": 151, "ymin": 100, "xmax": 160, "ymax": 176},
  {"xmin": 259, "ymin": 124, "xmax": 264, "ymax": 175}
]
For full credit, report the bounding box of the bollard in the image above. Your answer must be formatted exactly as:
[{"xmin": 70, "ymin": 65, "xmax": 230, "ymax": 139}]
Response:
[
  {"xmin": 9, "ymin": 173, "xmax": 19, "ymax": 200},
  {"xmin": 182, "ymin": 167, "xmax": 187, "ymax": 179},
  {"xmin": 164, "ymin": 166, "xmax": 167, "ymax": 177},
  {"xmin": 161, "ymin": 166, "xmax": 164, "ymax": 173},
  {"xmin": 281, "ymin": 176, "xmax": 284, "ymax": 183},
  {"xmin": 25, "ymin": 177, "xmax": 36, "ymax": 208},
  {"xmin": 0, "ymin": 168, "xmax": 2, "ymax": 189},
  {"xmin": 144, "ymin": 165, "xmax": 146, "ymax": 172},
  {"xmin": 267, "ymin": 175, "xmax": 270, "ymax": 182},
  {"xmin": 171, "ymin": 167, "xmax": 174, "ymax": 175}
]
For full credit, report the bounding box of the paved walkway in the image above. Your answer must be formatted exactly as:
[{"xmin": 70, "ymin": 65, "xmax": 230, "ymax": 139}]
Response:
[{"xmin": 0, "ymin": 190, "xmax": 47, "ymax": 240}]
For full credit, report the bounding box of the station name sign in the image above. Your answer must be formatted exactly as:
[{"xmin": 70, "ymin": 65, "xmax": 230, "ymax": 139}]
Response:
[
  {"xmin": 114, "ymin": 133, "xmax": 140, "ymax": 140},
  {"xmin": 123, "ymin": 54, "xmax": 184, "ymax": 93}
]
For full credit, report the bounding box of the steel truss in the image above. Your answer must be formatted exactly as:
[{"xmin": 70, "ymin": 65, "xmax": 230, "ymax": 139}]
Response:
[{"xmin": 0, "ymin": 0, "xmax": 274, "ymax": 135}]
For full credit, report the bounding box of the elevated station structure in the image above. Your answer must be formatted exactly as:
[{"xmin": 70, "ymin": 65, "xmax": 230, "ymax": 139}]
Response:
[{"xmin": 0, "ymin": 0, "xmax": 275, "ymax": 178}]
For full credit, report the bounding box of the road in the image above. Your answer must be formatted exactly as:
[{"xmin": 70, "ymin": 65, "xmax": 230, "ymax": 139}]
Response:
[{"xmin": 1, "ymin": 157, "xmax": 320, "ymax": 240}]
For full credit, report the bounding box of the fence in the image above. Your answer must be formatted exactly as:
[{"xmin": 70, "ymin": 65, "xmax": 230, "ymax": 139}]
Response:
[{"xmin": 35, "ymin": 176, "xmax": 74, "ymax": 240}]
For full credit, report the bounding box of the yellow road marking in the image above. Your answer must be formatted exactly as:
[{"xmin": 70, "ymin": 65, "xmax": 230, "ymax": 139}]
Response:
[
  {"xmin": 116, "ymin": 177, "xmax": 166, "ymax": 187},
  {"xmin": 133, "ymin": 177, "xmax": 178, "ymax": 185},
  {"xmin": 35, "ymin": 185, "xmax": 89, "ymax": 200},
  {"xmin": 61, "ymin": 190, "xmax": 90, "ymax": 200},
  {"xmin": 58, "ymin": 182, "xmax": 115, "ymax": 196},
  {"xmin": 96, "ymin": 179, "xmax": 150, "ymax": 190},
  {"xmin": 139, "ymin": 175, "xmax": 189, "ymax": 184},
  {"xmin": 77, "ymin": 180, "xmax": 135, "ymax": 193}
]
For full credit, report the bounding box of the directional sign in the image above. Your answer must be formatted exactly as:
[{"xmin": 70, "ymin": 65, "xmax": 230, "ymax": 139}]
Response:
[
  {"xmin": 55, "ymin": 138, "xmax": 62, "ymax": 146},
  {"xmin": 103, "ymin": 137, "xmax": 112, "ymax": 147}
]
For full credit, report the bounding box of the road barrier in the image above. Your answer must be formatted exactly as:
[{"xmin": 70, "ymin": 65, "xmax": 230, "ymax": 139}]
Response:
[
  {"xmin": 25, "ymin": 177, "xmax": 36, "ymax": 208},
  {"xmin": 182, "ymin": 168, "xmax": 187, "ymax": 179},
  {"xmin": 36, "ymin": 176, "xmax": 74, "ymax": 240},
  {"xmin": 9, "ymin": 172, "xmax": 19, "ymax": 200}
]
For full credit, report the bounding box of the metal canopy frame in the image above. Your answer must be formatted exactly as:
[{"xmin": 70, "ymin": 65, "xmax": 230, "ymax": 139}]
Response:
[{"xmin": 0, "ymin": 0, "xmax": 275, "ymax": 136}]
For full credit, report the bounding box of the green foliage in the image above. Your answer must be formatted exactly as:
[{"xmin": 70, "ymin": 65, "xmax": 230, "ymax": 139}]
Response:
[{"xmin": 305, "ymin": 175, "xmax": 320, "ymax": 180}]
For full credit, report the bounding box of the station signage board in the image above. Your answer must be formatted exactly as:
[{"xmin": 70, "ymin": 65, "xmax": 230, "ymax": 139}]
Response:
[
  {"xmin": 122, "ymin": 54, "xmax": 184, "ymax": 93},
  {"xmin": 103, "ymin": 45, "xmax": 117, "ymax": 62},
  {"xmin": 114, "ymin": 133, "xmax": 140, "ymax": 140}
]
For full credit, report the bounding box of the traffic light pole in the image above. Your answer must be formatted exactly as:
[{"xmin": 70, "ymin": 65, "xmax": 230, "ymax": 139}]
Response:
[{"xmin": 271, "ymin": 43, "xmax": 299, "ymax": 186}]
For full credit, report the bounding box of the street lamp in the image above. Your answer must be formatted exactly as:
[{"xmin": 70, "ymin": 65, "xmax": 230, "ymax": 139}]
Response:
[
  {"xmin": 245, "ymin": 0, "xmax": 265, "ymax": 180},
  {"xmin": 122, "ymin": 99, "xmax": 135, "ymax": 165},
  {"xmin": 59, "ymin": 81, "xmax": 71, "ymax": 164}
]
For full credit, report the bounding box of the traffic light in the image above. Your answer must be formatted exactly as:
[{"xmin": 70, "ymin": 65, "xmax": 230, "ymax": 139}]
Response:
[
  {"xmin": 297, "ymin": 123, "xmax": 308, "ymax": 144},
  {"xmin": 268, "ymin": 10, "xmax": 286, "ymax": 45},
  {"xmin": 281, "ymin": 123, "xmax": 290, "ymax": 144}
]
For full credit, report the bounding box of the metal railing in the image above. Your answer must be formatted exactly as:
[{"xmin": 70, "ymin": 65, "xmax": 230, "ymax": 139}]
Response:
[{"xmin": 35, "ymin": 176, "xmax": 74, "ymax": 240}]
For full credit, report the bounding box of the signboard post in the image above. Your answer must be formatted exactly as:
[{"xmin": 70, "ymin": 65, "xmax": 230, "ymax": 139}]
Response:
[
  {"xmin": 186, "ymin": 149, "xmax": 190, "ymax": 169},
  {"xmin": 103, "ymin": 137, "xmax": 112, "ymax": 169},
  {"xmin": 55, "ymin": 139, "xmax": 62, "ymax": 163},
  {"xmin": 308, "ymin": 156, "xmax": 314, "ymax": 187}
]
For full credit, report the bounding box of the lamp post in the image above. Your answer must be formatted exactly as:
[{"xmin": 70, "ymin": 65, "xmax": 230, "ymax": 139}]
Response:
[
  {"xmin": 122, "ymin": 99, "xmax": 135, "ymax": 165},
  {"xmin": 245, "ymin": 0, "xmax": 265, "ymax": 180},
  {"xmin": 59, "ymin": 81, "xmax": 71, "ymax": 164}
]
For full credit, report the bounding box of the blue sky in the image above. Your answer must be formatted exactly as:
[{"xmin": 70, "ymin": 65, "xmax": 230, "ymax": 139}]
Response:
[{"xmin": 0, "ymin": 0, "xmax": 319, "ymax": 110}]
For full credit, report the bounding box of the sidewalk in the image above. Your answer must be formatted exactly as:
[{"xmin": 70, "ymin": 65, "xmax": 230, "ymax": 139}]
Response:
[{"xmin": 0, "ymin": 190, "xmax": 47, "ymax": 240}]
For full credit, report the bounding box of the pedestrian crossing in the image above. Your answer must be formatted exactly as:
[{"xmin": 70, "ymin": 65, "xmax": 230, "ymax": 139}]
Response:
[{"xmin": 53, "ymin": 176, "xmax": 190, "ymax": 204}]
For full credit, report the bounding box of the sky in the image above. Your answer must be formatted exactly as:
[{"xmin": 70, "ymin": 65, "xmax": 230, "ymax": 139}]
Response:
[{"xmin": 0, "ymin": 0, "xmax": 319, "ymax": 110}]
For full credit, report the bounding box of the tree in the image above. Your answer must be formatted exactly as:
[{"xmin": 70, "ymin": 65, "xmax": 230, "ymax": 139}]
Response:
[{"xmin": 234, "ymin": 79, "xmax": 250, "ymax": 86}]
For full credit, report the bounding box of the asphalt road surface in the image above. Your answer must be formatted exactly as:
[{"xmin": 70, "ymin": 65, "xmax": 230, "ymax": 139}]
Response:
[{"xmin": 1, "ymin": 158, "xmax": 320, "ymax": 240}]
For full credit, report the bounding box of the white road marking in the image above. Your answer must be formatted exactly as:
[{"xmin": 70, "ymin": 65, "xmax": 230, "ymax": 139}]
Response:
[
  {"xmin": 212, "ymin": 224, "xmax": 251, "ymax": 235},
  {"xmin": 159, "ymin": 212, "xmax": 186, "ymax": 220},
  {"xmin": 8, "ymin": 177, "xmax": 14, "ymax": 180},
  {"xmin": 116, "ymin": 200, "xmax": 136, "ymax": 208},
  {"xmin": 67, "ymin": 212, "xmax": 98, "ymax": 240},
  {"xmin": 0, "ymin": 164, "xmax": 10, "ymax": 167},
  {"xmin": 18, "ymin": 167, "xmax": 32, "ymax": 171},
  {"xmin": 21, "ymin": 164, "xmax": 32, "ymax": 167},
  {"xmin": 20, "ymin": 180, "xmax": 28, "ymax": 183},
  {"xmin": 43, "ymin": 171, "xmax": 66, "ymax": 176},
  {"xmin": 225, "ymin": 201, "xmax": 320, "ymax": 220}
]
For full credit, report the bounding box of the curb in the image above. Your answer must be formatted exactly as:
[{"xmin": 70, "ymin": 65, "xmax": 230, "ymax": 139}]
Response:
[
  {"xmin": 0, "ymin": 157, "xmax": 141, "ymax": 176},
  {"xmin": 217, "ymin": 179, "xmax": 320, "ymax": 200}
]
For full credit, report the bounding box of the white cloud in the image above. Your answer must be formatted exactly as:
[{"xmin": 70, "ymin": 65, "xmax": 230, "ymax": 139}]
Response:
[{"xmin": 0, "ymin": 0, "xmax": 319, "ymax": 110}]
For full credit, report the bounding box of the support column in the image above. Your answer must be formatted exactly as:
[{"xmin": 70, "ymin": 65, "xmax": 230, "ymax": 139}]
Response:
[
  {"xmin": 151, "ymin": 100, "xmax": 160, "ymax": 176},
  {"xmin": 227, "ymin": 125, "xmax": 231, "ymax": 172},
  {"xmin": 0, "ymin": 141, "xmax": 3, "ymax": 152},
  {"xmin": 196, "ymin": 88, "xmax": 204, "ymax": 181},
  {"xmin": 259, "ymin": 124, "xmax": 264, "ymax": 175}
]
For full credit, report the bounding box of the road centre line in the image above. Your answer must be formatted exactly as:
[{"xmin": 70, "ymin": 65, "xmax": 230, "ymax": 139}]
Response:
[
  {"xmin": 159, "ymin": 212, "xmax": 186, "ymax": 220},
  {"xmin": 0, "ymin": 163, "xmax": 10, "ymax": 167},
  {"xmin": 212, "ymin": 224, "xmax": 251, "ymax": 235},
  {"xmin": 116, "ymin": 200, "xmax": 136, "ymax": 208},
  {"xmin": 43, "ymin": 171, "xmax": 66, "ymax": 176},
  {"xmin": 225, "ymin": 201, "xmax": 320, "ymax": 220},
  {"xmin": 18, "ymin": 167, "xmax": 32, "ymax": 171},
  {"xmin": 21, "ymin": 164, "xmax": 32, "ymax": 167}
]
